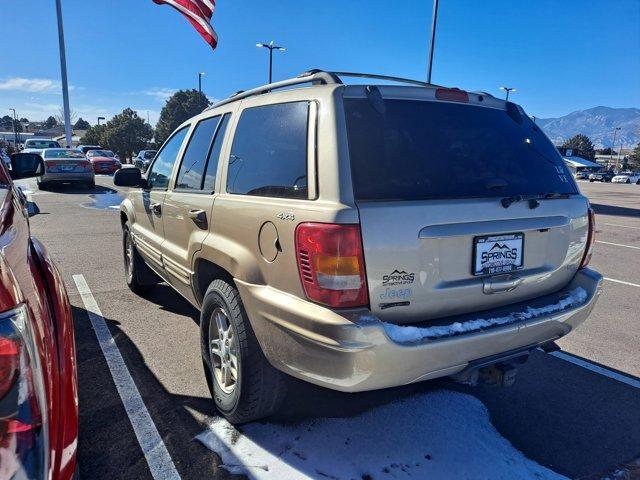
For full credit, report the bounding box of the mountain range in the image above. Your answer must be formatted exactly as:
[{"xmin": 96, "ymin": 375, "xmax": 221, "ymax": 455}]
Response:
[{"xmin": 536, "ymin": 106, "xmax": 640, "ymax": 149}]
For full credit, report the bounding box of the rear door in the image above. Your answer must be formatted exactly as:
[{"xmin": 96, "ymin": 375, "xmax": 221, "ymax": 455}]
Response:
[
  {"xmin": 342, "ymin": 90, "xmax": 589, "ymax": 324},
  {"xmin": 161, "ymin": 113, "xmax": 232, "ymax": 301},
  {"xmin": 130, "ymin": 126, "xmax": 189, "ymax": 273}
]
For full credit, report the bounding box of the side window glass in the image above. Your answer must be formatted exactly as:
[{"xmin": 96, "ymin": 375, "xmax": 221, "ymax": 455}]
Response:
[
  {"xmin": 175, "ymin": 116, "xmax": 220, "ymax": 190},
  {"xmin": 203, "ymin": 114, "xmax": 231, "ymax": 192},
  {"xmin": 147, "ymin": 127, "xmax": 189, "ymax": 190},
  {"xmin": 227, "ymin": 102, "xmax": 309, "ymax": 199}
]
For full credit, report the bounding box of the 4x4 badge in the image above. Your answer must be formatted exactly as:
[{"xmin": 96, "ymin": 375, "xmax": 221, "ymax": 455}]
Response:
[{"xmin": 276, "ymin": 212, "xmax": 295, "ymax": 221}]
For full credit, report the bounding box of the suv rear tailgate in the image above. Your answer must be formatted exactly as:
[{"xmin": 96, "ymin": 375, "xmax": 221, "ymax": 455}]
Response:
[{"xmin": 342, "ymin": 88, "xmax": 586, "ymax": 324}]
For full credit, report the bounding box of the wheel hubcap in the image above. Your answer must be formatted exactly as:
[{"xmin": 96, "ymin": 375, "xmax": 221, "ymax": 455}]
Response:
[{"xmin": 209, "ymin": 307, "xmax": 238, "ymax": 394}]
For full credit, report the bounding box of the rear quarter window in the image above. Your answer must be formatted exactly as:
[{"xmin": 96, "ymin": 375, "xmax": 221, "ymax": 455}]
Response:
[
  {"xmin": 344, "ymin": 98, "xmax": 577, "ymax": 201},
  {"xmin": 226, "ymin": 102, "xmax": 309, "ymax": 199}
]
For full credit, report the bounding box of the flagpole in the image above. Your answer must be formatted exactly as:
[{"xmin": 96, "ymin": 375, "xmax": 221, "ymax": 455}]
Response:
[
  {"xmin": 55, "ymin": 0, "xmax": 73, "ymax": 147},
  {"xmin": 426, "ymin": 0, "xmax": 439, "ymax": 84}
]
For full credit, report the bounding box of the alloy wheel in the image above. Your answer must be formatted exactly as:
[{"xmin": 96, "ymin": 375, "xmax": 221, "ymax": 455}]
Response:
[{"xmin": 209, "ymin": 307, "xmax": 239, "ymax": 394}]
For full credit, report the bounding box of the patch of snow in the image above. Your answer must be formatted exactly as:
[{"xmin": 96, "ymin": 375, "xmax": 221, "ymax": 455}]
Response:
[
  {"xmin": 196, "ymin": 390, "xmax": 567, "ymax": 480},
  {"xmin": 384, "ymin": 287, "xmax": 588, "ymax": 344}
]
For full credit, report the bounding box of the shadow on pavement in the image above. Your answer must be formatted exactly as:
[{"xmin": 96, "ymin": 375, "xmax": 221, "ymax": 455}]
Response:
[
  {"xmin": 591, "ymin": 203, "xmax": 640, "ymax": 218},
  {"xmin": 44, "ymin": 184, "xmax": 117, "ymax": 195},
  {"xmin": 71, "ymin": 304, "xmax": 228, "ymax": 480},
  {"xmin": 72, "ymin": 292, "xmax": 640, "ymax": 479}
]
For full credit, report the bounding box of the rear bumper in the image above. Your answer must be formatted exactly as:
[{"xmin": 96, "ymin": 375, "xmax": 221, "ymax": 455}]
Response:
[
  {"xmin": 39, "ymin": 172, "xmax": 94, "ymax": 183},
  {"xmin": 236, "ymin": 268, "xmax": 603, "ymax": 392}
]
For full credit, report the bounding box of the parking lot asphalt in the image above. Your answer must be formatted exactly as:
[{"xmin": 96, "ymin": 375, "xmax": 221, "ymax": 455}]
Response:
[{"xmin": 17, "ymin": 177, "xmax": 640, "ymax": 480}]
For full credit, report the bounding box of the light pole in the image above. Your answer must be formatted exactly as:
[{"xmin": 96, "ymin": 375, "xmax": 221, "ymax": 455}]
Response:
[
  {"xmin": 426, "ymin": 0, "xmax": 439, "ymax": 84},
  {"xmin": 55, "ymin": 0, "xmax": 73, "ymax": 148},
  {"xmin": 9, "ymin": 108, "xmax": 18, "ymax": 149},
  {"xmin": 500, "ymin": 86, "xmax": 516, "ymax": 101},
  {"xmin": 97, "ymin": 116, "xmax": 105, "ymax": 126},
  {"xmin": 198, "ymin": 72, "xmax": 205, "ymax": 93},
  {"xmin": 256, "ymin": 41, "xmax": 286, "ymax": 84},
  {"xmin": 611, "ymin": 126, "xmax": 621, "ymax": 169}
]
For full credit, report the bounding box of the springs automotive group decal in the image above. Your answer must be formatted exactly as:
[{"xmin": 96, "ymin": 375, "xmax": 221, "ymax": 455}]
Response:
[{"xmin": 382, "ymin": 269, "xmax": 415, "ymax": 286}]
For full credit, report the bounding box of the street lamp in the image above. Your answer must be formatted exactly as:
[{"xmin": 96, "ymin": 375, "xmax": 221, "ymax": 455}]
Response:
[
  {"xmin": 256, "ymin": 41, "xmax": 286, "ymax": 84},
  {"xmin": 9, "ymin": 108, "xmax": 18, "ymax": 149},
  {"xmin": 611, "ymin": 126, "xmax": 621, "ymax": 169},
  {"xmin": 97, "ymin": 116, "xmax": 105, "ymax": 125},
  {"xmin": 500, "ymin": 86, "xmax": 516, "ymax": 101},
  {"xmin": 198, "ymin": 72, "xmax": 205, "ymax": 93}
]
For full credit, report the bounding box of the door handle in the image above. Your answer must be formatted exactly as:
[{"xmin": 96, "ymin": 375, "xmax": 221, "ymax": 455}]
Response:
[
  {"xmin": 150, "ymin": 203, "xmax": 162, "ymax": 215},
  {"xmin": 482, "ymin": 274, "xmax": 523, "ymax": 294},
  {"xmin": 188, "ymin": 209, "xmax": 207, "ymax": 227}
]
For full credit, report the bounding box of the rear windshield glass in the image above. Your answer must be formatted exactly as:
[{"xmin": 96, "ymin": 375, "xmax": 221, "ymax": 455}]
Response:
[
  {"xmin": 44, "ymin": 149, "xmax": 85, "ymax": 159},
  {"xmin": 344, "ymin": 98, "xmax": 577, "ymax": 201},
  {"xmin": 26, "ymin": 140, "xmax": 60, "ymax": 149}
]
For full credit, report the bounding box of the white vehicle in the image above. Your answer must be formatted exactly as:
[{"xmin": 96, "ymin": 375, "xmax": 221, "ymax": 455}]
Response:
[
  {"xmin": 22, "ymin": 138, "xmax": 61, "ymax": 153},
  {"xmin": 611, "ymin": 172, "xmax": 640, "ymax": 184}
]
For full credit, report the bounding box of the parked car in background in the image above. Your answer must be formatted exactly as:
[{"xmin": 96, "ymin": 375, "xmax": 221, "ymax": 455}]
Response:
[
  {"xmin": 86, "ymin": 149, "xmax": 122, "ymax": 174},
  {"xmin": 589, "ymin": 171, "xmax": 615, "ymax": 182},
  {"xmin": 115, "ymin": 70, "xmax": 602, "ymax": 424},
  {"xmin": 0, "ymin": 148, "xmax": 9, "ymax": 166},
  {"xmin": 38, "ymin": 148, "xmax": 95, "ymax": 189},
  {"xmin": 133, "ymin": 150, "xmax": 157, "ymax": 172},
  {"xmin": 22, "ymin": 138, "xmax": 62, "ymax": 153},
  {"xmin": 1, "ymin": 153, "xmax": 78, "ymax": 479},
  {"xmin": 76, "ymin": 144, "xmax": 102, "ymax": 154},
  {"xmin": 611, "ymin": 172, "xmax": 640, "ymax": 184},
  {"xmin": 574, "ymin": 171, "xmax": 590, "ymax": 180}
]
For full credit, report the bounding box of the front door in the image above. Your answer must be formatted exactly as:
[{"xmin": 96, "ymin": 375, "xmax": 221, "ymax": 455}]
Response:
[
  {"xmin": 130, "ymin": 126, "xmax": 190, "ymax": 275},
  {"xmin": 161, "ymin": 113, "xmax": 232, "ymax": 301}
]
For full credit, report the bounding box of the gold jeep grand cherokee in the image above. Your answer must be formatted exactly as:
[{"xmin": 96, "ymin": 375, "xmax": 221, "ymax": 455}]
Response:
[{"xmin": 114, "ymin": 70, "xmax": 602, "ymax": 424}]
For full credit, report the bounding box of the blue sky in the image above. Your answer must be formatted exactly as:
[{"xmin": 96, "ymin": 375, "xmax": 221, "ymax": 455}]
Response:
[{"xmin": 1, "ymin": 0, "xmax": 639, "ymax": 126}]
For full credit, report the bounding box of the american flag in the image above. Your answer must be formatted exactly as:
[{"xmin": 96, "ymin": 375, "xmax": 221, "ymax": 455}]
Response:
[{"xmin": 153, "ymin": 0, "xmax": 218, "ymax": 49}]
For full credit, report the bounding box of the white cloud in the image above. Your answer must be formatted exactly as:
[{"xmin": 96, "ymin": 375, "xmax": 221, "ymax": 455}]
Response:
[
  {"xmin": 0, "ymin": 77, "xmax": 64, "ymax": 93},
  {"xmin": 144, "ymin": 87, "xmax": 178, "ymax": 101}
]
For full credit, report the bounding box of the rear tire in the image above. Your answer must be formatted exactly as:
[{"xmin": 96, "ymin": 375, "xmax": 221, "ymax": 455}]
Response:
[
  {"xmin": 87, "ymin": 180, "xmax": 95, "ymax": 189},
  {"xmin": 37, "ymin": 181, "xmax": 48, "ymax": 191},
  {"xmin": 626, "ymin": 179, "xmax": 631, "ymax": 184},
  {"xmin": 123, "ymin": 223, "xmax": 157, "ymax": 294},
  {"xmin": 200, "ymin": 279, "xmax": 288, "ymax": 424}
]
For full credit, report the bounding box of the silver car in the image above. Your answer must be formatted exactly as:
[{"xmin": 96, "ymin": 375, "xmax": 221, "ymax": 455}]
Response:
[{"xmin": 37, "ymin": 148, "xmax": 95, "ymax": 190}]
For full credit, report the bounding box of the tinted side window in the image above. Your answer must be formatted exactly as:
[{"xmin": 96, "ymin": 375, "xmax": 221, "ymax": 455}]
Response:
[
  {"xmin": 175, "ymin": 116, "xmax": 220, "ymax": 190},
  {"xmin": 227, "ymin": 102, "xmax": 309, "ymax": 199},
  {"xmin": 148, "ymin": 127, "xmax": 189, "ymax": 190},
  {"xmin": 203, "ymin": 114, "xmax": 231, "ymax": 192}
]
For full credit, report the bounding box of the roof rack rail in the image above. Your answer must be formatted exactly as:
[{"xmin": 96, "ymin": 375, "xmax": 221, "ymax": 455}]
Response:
[
  {"xmin": 331, "ymin": 71, "xmax": 430, "ymax": 87},
  {"xmin": 206, "ymin": 69, "xmax": 432, "ymax": 110},
  {"xmin": 207, "ymin": 70, "xmax": 340, "ymax": 110}
]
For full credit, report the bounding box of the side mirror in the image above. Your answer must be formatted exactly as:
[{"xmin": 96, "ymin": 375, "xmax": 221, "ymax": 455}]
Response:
[
  {"xmin": 10, "ymin": 153, "xmax": 44, "ymax": 180},
  {"xmin": 114, "ymin": 167, "xmax": 145, "ymax": 187}
]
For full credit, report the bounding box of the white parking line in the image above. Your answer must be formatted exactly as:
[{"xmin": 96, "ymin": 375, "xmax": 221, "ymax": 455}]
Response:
[
  {"xmin": 73, "ymin": 274, "xmax": 181, "ymax": 480},
  {"xmin": 550, "ymin": 351, "xmax": 640, "ymax": 389},
  {"xmin": 602, "ymin": 222, "xmax": 640, "ymax": 230},
  {"xmin": 604, "ymin": 277, "xmax": 640, "ymax": 288},
  {"xmin": 596, "ymin": 240, "xmax": 640, "ymax": 250}
]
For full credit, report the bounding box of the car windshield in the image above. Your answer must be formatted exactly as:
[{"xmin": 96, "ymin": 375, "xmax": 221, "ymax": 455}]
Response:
[
  {"xmin": 44, "ymin": 149, "xmax": 86, "ymax": 159},
  {"xmin": 87, "ymin": 150, "xmax": 114, "ymax": 157},
  {"xmin": 26, "ymin": 140, "xmax": 61, "ymax": 149},
  {"xmin": 344, "ymin": 98, "xmax": 578, "ymax": 201}
]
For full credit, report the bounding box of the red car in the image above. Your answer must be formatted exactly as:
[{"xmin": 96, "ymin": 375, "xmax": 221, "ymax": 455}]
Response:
[
  {"xmin": 0, "ymin": 153, "xmax": 78, "ymax": 479},
  {"xmin": 86, "ymin": 149, "xmax": 122, "ymax": 175}
]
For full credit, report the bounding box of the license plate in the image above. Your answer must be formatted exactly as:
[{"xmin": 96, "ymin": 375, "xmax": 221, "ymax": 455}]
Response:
[
  {"xmin": 473, "ymin": 233, "xmax": 524, "ymax": 276},
  {"xmin": 60, "ymin": 165, "xmax": 74, "ymax": 171}
]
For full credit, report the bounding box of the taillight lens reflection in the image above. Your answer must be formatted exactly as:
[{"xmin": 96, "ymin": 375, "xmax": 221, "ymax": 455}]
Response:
[
  {"xmin": 295, "ymin": 223, "xmax": 369, "ymax": 308},
  {"xmin": 0, "ymin": 305, "xmax": 49, "ymax": 479}
]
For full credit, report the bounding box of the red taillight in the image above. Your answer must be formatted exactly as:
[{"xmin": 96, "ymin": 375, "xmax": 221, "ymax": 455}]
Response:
[
  {"xmin": 435, "ymin": 88, "xmax": 469, "ymax": 103},
  {"xmin": 45, "ymin": 160, "xmax": 58, "ymax": 168},
  {"xmin": 295, "ymin": 223, "xmax": 369, "ymax": 308},
  {"xmin": 580, "ymin": 207, "xmax": 596, "ymax": 268},
  {"xmin": 0, "ymin": 336, "xmax": 20, "ymax": 397}
]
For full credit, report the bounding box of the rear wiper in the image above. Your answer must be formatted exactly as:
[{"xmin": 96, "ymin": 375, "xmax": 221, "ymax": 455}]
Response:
[{"xmin": 501, "ymin": 192, "xmax": 569, "ymax": 209}]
